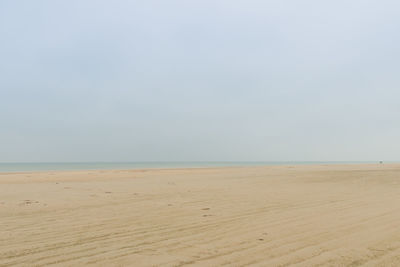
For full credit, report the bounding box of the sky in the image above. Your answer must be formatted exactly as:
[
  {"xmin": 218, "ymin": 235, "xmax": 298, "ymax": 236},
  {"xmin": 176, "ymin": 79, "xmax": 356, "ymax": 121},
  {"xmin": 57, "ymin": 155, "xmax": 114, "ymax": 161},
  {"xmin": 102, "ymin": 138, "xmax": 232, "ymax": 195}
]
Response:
[{"xmin": 1, "ymin": 0, "xmax": 400, "ymax": 162}]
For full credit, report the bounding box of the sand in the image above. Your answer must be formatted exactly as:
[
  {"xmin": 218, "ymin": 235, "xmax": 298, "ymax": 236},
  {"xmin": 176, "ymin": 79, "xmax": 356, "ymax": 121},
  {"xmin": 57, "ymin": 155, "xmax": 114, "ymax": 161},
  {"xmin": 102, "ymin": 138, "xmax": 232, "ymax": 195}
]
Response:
[{"xmin": 1, "ymin": 164, "xmax": 400, "ymax": 266}]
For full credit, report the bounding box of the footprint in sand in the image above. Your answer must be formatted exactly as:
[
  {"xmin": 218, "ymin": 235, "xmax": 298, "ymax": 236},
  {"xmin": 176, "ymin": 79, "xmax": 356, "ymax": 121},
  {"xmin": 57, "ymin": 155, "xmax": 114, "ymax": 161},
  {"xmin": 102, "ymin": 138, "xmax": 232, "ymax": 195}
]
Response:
[{"xmin": 20, "ymin": 200, "xmax": 39, "ymax": 205}]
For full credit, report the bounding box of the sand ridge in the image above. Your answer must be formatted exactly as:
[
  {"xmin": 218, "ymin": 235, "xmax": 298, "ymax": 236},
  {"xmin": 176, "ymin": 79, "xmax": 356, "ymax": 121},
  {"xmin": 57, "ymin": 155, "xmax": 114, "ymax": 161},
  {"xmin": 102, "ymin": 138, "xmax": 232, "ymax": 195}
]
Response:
[{"xmin": 1, "ymin": 164, "xmax": 400, "ymax": 266}]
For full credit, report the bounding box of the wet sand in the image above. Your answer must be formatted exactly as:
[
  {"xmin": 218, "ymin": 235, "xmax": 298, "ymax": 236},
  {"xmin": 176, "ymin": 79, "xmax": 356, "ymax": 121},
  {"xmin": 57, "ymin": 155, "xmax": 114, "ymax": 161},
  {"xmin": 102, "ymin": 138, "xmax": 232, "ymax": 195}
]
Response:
[{"xmin": 1, "ymin": 164, "xmax": 400, "ymax": 266}]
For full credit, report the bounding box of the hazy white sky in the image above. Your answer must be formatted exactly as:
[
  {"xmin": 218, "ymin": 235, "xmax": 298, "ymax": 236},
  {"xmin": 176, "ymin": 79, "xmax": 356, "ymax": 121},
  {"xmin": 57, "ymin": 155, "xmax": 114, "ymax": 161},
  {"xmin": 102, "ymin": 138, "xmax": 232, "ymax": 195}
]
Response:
[{"xmin": 1, "ymin": 0, "xmax": 399, "ymax": 162}]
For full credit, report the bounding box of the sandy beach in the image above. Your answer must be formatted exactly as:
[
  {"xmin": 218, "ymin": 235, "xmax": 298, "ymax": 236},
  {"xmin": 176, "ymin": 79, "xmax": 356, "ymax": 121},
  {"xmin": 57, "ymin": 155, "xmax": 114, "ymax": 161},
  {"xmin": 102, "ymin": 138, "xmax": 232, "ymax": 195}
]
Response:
[{"xmin": 1, "ymin": 164, "xmax": 400, "ymax": 266}]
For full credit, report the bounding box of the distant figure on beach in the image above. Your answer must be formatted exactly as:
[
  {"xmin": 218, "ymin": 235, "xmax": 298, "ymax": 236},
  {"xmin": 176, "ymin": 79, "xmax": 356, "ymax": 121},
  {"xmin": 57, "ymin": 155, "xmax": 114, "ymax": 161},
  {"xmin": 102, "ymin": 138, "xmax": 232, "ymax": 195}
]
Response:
[{"xmin": 379, "ymin": 161, "xmax": 383, "ymax": 164}]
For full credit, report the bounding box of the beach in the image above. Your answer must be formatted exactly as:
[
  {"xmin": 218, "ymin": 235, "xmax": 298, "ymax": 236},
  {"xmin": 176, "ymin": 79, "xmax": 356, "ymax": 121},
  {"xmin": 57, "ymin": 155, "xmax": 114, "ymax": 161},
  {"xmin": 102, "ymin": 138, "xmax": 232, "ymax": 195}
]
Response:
[{"xmin": 1, "ymin": 164, "xmax": 400, "ymax": 266}]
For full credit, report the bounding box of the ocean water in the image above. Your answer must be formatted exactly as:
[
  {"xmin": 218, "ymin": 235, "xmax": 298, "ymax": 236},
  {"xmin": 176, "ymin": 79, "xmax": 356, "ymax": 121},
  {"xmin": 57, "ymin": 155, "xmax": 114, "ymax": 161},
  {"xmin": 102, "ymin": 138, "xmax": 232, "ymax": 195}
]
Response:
[{"xmin": 0, "ymin": 161, "xmax": 381, "ymax": 172}]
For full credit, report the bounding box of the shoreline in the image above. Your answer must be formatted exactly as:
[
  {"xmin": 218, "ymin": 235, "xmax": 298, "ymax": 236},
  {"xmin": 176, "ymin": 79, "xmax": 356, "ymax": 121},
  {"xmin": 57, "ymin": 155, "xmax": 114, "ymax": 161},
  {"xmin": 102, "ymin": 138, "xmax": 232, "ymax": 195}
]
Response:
[
  {"xmin": 1, "ymin": 163, "xmax": 398, "ymax": 184},
  {"xmin": 0, "ymin": 161, "xmax": 390, "ymax": 174}
]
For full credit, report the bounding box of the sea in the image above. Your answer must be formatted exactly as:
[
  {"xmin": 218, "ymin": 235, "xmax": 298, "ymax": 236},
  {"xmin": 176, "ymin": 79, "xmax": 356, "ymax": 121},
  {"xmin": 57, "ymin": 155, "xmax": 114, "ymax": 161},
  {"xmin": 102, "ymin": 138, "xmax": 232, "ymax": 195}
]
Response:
[{"xmin": 0, "ymin": 161, "xmax": 384, "ymax": 172}]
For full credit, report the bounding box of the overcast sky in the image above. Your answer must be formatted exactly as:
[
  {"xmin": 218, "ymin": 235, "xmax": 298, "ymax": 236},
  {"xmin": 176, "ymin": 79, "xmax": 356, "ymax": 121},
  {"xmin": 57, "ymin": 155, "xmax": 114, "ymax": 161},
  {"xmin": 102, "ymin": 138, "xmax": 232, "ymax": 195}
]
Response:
[{"xmin": 1, "ymin": 0, "xmax": 399, "ymax": 162}]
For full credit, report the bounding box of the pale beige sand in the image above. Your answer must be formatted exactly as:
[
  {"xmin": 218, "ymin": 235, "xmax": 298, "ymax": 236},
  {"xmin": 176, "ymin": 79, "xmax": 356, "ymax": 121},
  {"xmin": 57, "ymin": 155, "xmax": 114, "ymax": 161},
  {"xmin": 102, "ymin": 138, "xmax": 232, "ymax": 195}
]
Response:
[{"xmin": 1, "ymin": 164, "xmax": 400, "ymax": 266}]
